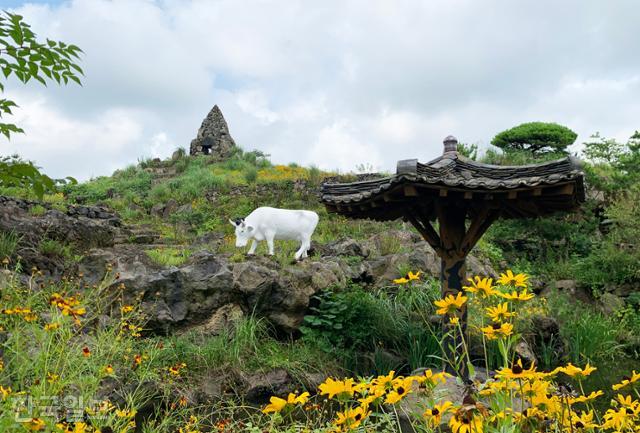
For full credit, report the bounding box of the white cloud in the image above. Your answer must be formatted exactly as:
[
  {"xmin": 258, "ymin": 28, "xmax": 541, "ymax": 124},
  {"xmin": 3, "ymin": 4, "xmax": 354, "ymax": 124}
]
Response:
[
  {"xmin": 310, "ymin": 121, "xmax": 383, "ymax": 172},
  {"xmin": 3, "ymin": 0, "xmax": 640, "ymax": 180},
  {"xmin": 4, "ymin": 91, "xmax": 145, "ymax": 179}
]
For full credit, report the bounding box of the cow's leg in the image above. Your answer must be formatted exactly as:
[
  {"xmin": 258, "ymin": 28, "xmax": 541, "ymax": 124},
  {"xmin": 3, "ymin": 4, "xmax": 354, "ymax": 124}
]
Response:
[
  {"xmin": 301, "ymin": 237, "xmax": 311, "ymax": 258},
  {"xmin": 294, "ymin": 241, "xmax": 305, "ymax": 261},
  {"xmin": 247, "ymin": 239, "xmax": 258, "ymax": 255},
  {"xmin": 266, "ymin": 235, "xmax": 275, "ymax": 256}
]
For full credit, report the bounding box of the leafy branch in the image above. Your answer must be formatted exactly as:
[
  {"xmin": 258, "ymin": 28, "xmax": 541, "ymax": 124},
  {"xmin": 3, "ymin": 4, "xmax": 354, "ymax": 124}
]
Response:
[{"xmin": 0, "ymin": 10, "xmax": 83, "ymax": 196}]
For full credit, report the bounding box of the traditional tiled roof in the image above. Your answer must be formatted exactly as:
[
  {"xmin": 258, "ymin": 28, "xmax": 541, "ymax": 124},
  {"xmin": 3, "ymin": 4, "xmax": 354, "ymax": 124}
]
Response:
[{"xmin": 321, "ymin": 139, "xmax": 585, "ymax": 221}]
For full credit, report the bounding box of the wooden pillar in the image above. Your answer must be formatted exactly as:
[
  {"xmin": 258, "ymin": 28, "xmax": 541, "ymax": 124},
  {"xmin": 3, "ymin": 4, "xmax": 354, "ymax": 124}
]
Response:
[{"xmin": 437, "ymin": 204, "xmax": 468, "ymax": 377}]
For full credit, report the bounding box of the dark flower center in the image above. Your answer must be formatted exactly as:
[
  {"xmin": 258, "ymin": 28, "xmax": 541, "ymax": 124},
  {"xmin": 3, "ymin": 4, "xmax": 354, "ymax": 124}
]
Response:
[
  {"xmin": 397, "ymin": 387, "xmax": 405, "ymax": 394},
  {"xmin": 512, "ymin": 365, "xmax": 523, "ymax": 374},
  {"xmin": 626, "ymin": 408, "xmax": 634, "ymax": 415},
  {"xmin": 492, "ymin": 323, "xmax": 501, "ymax": 330},
  {"xmin": 432, "ymin": 408, "xmax": 440, "ymax": 416},
  {"xmin": 575, "ymin": 421, "xmax": 584, "ymax": 428},
  {"xmin": 355, "ymin": 413, "xmax": 362, "ymax": 421}
]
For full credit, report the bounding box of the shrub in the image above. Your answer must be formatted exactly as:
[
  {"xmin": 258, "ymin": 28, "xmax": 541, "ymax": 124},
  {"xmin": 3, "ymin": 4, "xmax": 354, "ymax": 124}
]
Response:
[
  {"xmin": 243, "ymin": 166, "xmax": 258, "ymax": 184},
  {"xmin": 302, "ymin": 279, "xmax": 441, "ymax": 374}
]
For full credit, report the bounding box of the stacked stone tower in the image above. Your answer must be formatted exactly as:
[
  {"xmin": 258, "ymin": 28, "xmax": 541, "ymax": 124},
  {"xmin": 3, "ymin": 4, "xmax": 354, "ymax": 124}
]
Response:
[{"xmin": 189, "ymin": 105, "xmax": 237, "ymax": 158}]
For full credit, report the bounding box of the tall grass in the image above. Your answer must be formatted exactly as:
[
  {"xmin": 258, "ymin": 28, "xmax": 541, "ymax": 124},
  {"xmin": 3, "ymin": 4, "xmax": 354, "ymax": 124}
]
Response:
[
  {"xmin": 0, "ymin": 230, "xmax": 21, "ymax": 259},
  {"xmin": 145, "ymin": 247, "xmax": 192, "ymax": 267}
]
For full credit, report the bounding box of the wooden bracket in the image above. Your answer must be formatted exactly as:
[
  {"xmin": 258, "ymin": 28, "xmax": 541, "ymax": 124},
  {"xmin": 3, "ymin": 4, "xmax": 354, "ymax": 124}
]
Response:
[
  {"xmin": 405, "ymin": 211, "xmax": 442, "ymax": 253},
  {"xmin": 460, "ymin": 207, "xmax": 499, "ymax": 254}
]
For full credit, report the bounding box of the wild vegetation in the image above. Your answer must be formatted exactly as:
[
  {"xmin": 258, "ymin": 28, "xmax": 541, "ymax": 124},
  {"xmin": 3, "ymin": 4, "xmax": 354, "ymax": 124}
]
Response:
[{"xmin": 0, "ymin": 124, "xmax": 639, "ymax": 430}]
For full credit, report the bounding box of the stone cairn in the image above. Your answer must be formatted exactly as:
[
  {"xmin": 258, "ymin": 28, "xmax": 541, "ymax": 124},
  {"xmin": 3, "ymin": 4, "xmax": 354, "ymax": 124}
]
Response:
[{"xmin": 189, "ymin": 105, "xmax": 237, "ymax": 158}]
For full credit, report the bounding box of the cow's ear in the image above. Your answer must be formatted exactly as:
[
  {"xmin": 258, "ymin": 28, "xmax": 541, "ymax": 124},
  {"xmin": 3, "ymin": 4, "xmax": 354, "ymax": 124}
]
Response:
[
  {"xmin": 246, "ymin": 225, "xmax": 254, "ymax": 232},
  {"xmin": 228, "ymin": 219, "xmax": 237, "ymax": 227}
]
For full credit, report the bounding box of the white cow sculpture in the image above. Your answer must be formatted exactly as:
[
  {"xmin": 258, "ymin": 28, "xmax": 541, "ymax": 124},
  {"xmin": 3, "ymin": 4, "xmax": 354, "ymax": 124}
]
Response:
[{"xmin": 229, "ymin": 207, "xmax": 319, "ymax": 260}]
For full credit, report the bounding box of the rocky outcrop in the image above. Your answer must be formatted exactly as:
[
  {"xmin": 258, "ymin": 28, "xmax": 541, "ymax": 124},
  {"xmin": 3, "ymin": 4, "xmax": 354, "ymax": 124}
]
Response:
[
  {"xmin": 76, "ymin": 231, "xmax": 496, "ymax": 336},
  {"xmin": 189, "ymin": 105, "xmax": 237, "ymax": 158},
  {"xmin": 77, "ymin": 246, "xmax": 351, "ymax": 335},
  {"xmin": 0, "ymin": 196, "xmax": 121, "ymax": 274}
]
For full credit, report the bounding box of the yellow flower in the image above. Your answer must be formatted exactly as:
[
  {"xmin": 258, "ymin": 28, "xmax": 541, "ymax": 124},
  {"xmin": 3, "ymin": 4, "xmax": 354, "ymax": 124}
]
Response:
[
  {"xmin": 480, "ymin": 324, "xmax": 499, "ymax": 340},
  {"xmin": 615, "ymin": 393, "xmax": 639, "ymax": 409},
  {"xmin": 496, "ymin": 359, "xmax": 537, "ymax": 380},
  {"xmin": 115, "ymin": 408, "xmax": 137, "ymax": 418},
  {"xmin": 414, "ymin": 369, "xmax": 450, "ymax": 387},
  {"xmin": 570, "ymin": 410, "xmax": 599, "ymax": 429},
  {"xmin": 449, "ymin": 316, "xmax": 459, "ymax": 325},
  {"xmin": 612, "ymin": 370, "xmax": 640, "ymax": 391},
  {"xmin": 569, "ymin": 390, "xmax": 604, "ymax": 405},
  {"xmin": 423, "ymin": 401, "xmax": 453, "ymax": 426},
  {"xmin": 47, "ymin": 372, "xmax": 60, "ymax": 384},
  {"xmin": 385, "ymin": 377, "xmax": 413, "ymax": 404},
  {"xmin": 560, "ymin": 363, "xmax": 597, "ymax": 379},
  {"xmin": 393, "ymin": 277, "xmax": 410, "ymax": 284},
  {"xmin": 449, "ymin": 412, "xmax": 483, "ymax": 433},
  {"xmin": 23, "ymin": 418, "xmax": 46, "ymax": 431},
  {"xmin": 480, "ymin": 322, "xmax": 512, "ymax": 340},
  {"xmin": 498, "ymin": 322, "xmax": 514, "ymax": 337},
  {"xmin": 102, "ymin": 365, "xmax": 114, "ymax": 375},
  {"xmin": 44, "ymin": 323, "xmax": 60, "ymax": 331},
  {"xmin": 23, "ymin": 313, "xmax": 38, "ymax": 322},
  {"xmin": 463, "ymin": 276, "xmax": 498, "ymax": 298},
  {"xmin": 0, "ymin": 385, "xmax": 11, "ymax": 400},
  {"xmin": 372, "ymin": 371, "xmax": 396, "ymax": 389},
  {"xmin": 408, "ymin": 271, "xmax": 421, "ymax": 281},
  {"xmin": 319, "ymin": 377, "xmax": 359, "ymax": 399},
  {"xmin": 168, "ymin": 362, "xmax": 187, "ymax": 376},
  {"xmin": 497, "ymin": 270, "xmax": 528, "ymax": 287},
  {"xmin": 262, "ymin": 396, "xmax": 288, "ymax": 413},
  {"xmin": 602, "ymin": 407, "xmax": 632, "ymax": 430},
  {"xmin": 485, "ymin": 303, "xmax": 516, "ymax": 323},
  {"xmin": 121, "ymin": 305, "xmax": 134, "ymax": 314},
  {"xmin": 290, "ymin": 391, "xmax": 310, "ymax": 405},
  {"xmin": 434, "ymin": 292, "xmax": 468, "ymax": 315},
  {"xmin": 499, "ymin": 288, "xmax": 535, "ymax": 302},
  {"xmin": 334, "ymin": 405, "xmax": 371, "ymax": 430}
]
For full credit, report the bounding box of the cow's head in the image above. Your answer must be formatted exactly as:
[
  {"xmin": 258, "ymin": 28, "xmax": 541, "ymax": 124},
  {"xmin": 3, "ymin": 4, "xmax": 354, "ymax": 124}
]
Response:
[{"xmin": 229, "ymin": 217, "xmax": 253, "ymax": 247}]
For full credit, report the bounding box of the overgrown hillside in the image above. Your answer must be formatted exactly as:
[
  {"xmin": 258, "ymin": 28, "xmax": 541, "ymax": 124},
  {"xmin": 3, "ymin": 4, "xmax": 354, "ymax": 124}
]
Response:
[{"xmin": 0, "ymin": 144, "xmax": 639, "ymax": 432}]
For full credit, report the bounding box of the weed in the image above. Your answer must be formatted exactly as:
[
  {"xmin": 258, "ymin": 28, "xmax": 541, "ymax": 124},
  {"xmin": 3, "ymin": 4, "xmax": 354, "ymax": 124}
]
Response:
[
  {"xmin": 146, "ymin": 247, "xmax": 192, "ymax": 267},
  {"xmin": 29, "ymin": 204, "xmax": 46, "ymax": 216},
  {"xmin": 39, "ymin": 238, "xmax": 73, "ymax": 259},
  {"xmin": 243, "ymin": 166, "xmax": 258, "ymax": 184},
  {"xmin": 0, "ymin": 230, "xmax": 21, "ymax": 259}
]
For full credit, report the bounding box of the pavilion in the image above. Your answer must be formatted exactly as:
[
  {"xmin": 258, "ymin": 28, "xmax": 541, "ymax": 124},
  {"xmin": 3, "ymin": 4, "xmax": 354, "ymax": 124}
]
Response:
[{"xmin": 320, "ymin": 135, "xmax": 585, "ymax": 375}]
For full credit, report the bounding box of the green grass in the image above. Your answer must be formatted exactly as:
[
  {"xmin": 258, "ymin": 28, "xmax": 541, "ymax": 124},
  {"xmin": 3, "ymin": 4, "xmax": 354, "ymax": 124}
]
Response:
[
  {"xmin": 0, "ymin": 230, "xmax": 21, "ymax": 259},
  {"xmin": 154, "ymin": 317, "xmax": 336, "ymax": 386},
  {"xmin": 145, "ymin": 247, "xmax": 192, "ymax": 267},
  {"xmin": 39, "ymin": 238, "xmax": 74, "ymax": 260},
  {"xmin": 29, "ymin": 204, "xmax": 47, "ymax": 216}
]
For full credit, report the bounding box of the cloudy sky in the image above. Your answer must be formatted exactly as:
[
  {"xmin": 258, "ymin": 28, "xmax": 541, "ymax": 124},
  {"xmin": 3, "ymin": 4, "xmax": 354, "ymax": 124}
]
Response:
[{"xmin": 2, "ymin": 0, "xmax": 639, "ymax": 180}]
